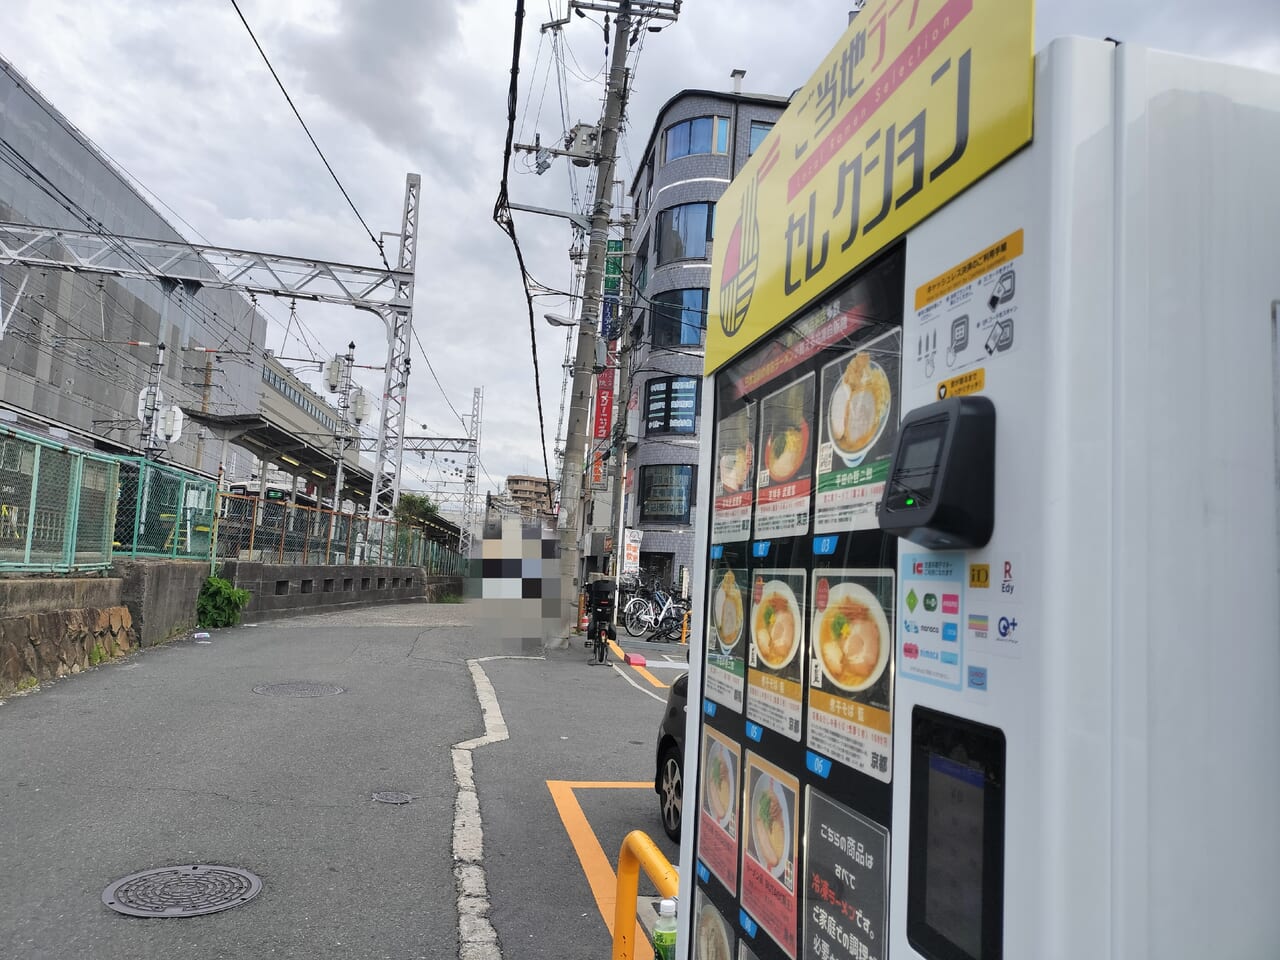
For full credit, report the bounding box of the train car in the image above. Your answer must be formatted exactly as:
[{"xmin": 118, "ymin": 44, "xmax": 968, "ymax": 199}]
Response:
[{"xmin": 221, "ymin": 482, "xmax": 329, "ymax": 561}]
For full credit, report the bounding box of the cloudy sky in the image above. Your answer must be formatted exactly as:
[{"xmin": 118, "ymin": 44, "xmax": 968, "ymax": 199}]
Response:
[{"xmin": 4, "ymin": 0, "xmax": 1277, "ymax": 505}]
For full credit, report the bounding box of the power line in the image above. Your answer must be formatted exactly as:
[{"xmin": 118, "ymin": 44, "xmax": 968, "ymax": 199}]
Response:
[
  {"xmin": 494, "ymin": 0, "xmax": 554, "ymax": 503},
  {"xmin": 227, "ymin": 0, "xmax": 390, "ymax": 272}
]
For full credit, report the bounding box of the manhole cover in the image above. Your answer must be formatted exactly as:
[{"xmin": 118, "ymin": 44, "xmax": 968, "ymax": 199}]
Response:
[
  {"xmin": 102, "ymin": 865, "xmax": 262, "ymax": 918},
  {"xmin": 372, "ymin": 791, "xmax": 414, "ymax": 805},
  {"xmin": 252, "ymin": 681, "xmax": 345, "ymax": 698}
]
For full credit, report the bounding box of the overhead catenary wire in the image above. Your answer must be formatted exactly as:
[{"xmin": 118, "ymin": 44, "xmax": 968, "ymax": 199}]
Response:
[
  {"xmin": 0, "ymin": 139, "xmax": 302, "ymax": 362},
  {"xmin": 227, "ymin": 0, "xmax": 390, "ymax": 273},
  {"xmin": 0, "ymin": 59, "xmax": 317, "ymax": 360}
]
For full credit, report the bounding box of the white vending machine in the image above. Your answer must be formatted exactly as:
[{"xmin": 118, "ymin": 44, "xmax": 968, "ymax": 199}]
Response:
[{"xmin": 683, "ymin": 14, "xmax": 1279, "ymax": 960}]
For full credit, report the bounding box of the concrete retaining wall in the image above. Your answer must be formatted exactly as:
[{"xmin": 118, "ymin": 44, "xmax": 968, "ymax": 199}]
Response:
[
  {"xmin": 0, "ymin": 561, "xmax": 465, "ymax": 691},
  {"xmin": 111, "ymin": 559, "xmax": 209, "ymax": 647},
  {"xmin": 218, "ymin": 561, "xmax": 461, "ymax": 622},
  {"xmin": 0, "ymin": 577, "xmax": 122, "ymax": 617}
]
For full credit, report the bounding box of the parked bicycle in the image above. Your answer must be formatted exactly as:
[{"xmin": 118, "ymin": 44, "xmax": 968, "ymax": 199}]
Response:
[
  {"xmin": 584, "ymin": 579, "xmax": 617, "ymax": 664},
  {"xmin": 623, "ymin": 579, "xmax": 690, "ymax": 641}
]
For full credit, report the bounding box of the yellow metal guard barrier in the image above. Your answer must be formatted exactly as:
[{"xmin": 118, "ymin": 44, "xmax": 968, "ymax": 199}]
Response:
[{"xmin": 613, "ymin": 830, "xmax": 680, "ymax": 960}]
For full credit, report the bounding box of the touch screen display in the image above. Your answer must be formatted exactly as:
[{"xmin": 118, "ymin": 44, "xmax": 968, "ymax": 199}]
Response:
[
  {"xmin": 886, "ymin": 419, "xmax": 946, "ymax": 507},
  {"xmin": 908, "ymin": 707, "xmax": 1006, "ymax": 960},
  {"xmin": 925, "ymin": 755, "xmax": 985, "ymax": 957}
]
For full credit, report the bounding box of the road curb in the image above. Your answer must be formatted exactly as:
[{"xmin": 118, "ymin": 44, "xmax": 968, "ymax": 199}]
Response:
[{"xmin": 452, "ymin": 655, "xmax": 543, "ymax": 960}]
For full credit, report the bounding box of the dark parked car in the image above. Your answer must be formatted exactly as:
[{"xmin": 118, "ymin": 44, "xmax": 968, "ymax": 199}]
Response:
[{"xmin": 654, "ymin": 672, "xmax": 688, "ymax": 841}]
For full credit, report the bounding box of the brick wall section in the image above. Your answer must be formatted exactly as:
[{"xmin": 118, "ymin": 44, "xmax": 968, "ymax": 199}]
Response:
[{"xmin": 218, "ymin": 561, "xmax": 462, "ymax": 622}]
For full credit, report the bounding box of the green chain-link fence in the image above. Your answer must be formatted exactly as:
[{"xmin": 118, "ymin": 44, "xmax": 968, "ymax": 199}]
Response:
[
  {"xmin": 0, "ymin": 424, "xmax": 467, "ymax": 575},
  {"xmin": 0, "ymin": 424, "xmax": 120, "ymax": 573},
  {"xmin": 113, "ymin": 457, "xmax": 217, "ymax": 560}
]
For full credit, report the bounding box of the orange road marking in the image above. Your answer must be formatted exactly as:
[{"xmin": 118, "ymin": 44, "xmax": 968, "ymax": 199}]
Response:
[
  {"xmin": 607, "ymin": 639, "xmax": 668, "ymax": 689},
  {"xmin": 546, "ymin": 781, "xmax": 656, "ymax": 960}
]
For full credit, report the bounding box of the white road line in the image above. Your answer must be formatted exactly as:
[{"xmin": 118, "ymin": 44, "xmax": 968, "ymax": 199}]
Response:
[
  {"xmin": 611, "ymin": 662, "xmax": 667, "ymax": 703},
  {"xmin": 452, "ymin": 655, "xmax": 542, "ymax": 960}
]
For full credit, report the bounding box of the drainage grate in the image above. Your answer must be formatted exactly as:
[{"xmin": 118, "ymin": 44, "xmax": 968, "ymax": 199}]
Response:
[
  {"xmin": 252, "ymin": 681, "xmax": 345, "ymax": 698},
  {"xmin": 372, "ymin": 791, "xmax": 414, "ymax": 805},
  {"xmin": 102, "ymin": 865, "xmax": 262, "ymax": 918}
]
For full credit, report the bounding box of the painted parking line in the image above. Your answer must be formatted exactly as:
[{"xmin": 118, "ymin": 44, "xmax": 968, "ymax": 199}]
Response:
[
  {"xmin": 607, "ymin": 639, "xmax": 668, "ymax": 690},
  {"xmin": 546, "ymin": 780, "xmax": 658, "ymax": 960}
]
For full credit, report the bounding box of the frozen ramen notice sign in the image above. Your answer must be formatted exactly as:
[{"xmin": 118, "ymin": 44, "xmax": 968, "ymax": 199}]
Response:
[{"xmin": 803, "ymin": 790, "xmax": 889, "ymax": 960}]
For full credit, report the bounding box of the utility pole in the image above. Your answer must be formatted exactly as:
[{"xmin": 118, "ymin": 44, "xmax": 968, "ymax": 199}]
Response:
[
  {"xmin": 193, "ymin": 352, "xmax": 213, "ymax": 469},
  {"xmin": 554, "ymin": 0, "xmax": 681, "ymax": 637},
  {"xmin": 556, "ymin": 2, "xmax": 632, "ymax": 636}
]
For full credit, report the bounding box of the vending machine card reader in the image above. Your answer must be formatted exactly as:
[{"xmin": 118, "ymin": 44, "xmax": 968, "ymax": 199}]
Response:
[{"xmin": 879, "ymin": 396, "xmax": 995, "ymax": 550}]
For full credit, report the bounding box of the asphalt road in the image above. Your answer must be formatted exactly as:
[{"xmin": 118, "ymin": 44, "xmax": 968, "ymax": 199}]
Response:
[{"xmin": 0, "ymin": 600, "xmax": 688, "ymax": 960}]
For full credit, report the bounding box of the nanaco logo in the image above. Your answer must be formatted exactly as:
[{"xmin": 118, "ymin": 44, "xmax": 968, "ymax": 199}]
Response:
[{"xmin": 717, "ymin": 138, "xmax": 776, "ymax": 339}]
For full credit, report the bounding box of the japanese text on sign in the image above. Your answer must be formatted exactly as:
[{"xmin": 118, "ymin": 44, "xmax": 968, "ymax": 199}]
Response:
[{"xmin": 707, "ymin": 0, "xmax": 1034, "ymax": 373}]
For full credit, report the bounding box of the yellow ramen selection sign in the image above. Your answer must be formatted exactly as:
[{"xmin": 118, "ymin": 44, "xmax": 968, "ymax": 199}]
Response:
[{"xmin": 707, "ymin": 0, "xmax": 1034, "ymax": 372}]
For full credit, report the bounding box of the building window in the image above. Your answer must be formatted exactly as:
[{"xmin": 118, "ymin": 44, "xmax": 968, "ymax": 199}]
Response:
[
  {"xmin": 645, "ymin": 376, "xmax": 699, "ymax": 435},
  {"xmin": 656, "ymin": 203, "xmax": 714, "ymax": 264},
  {"xmin": 651, "ymin": 288, "xmax": 708, "ymax": 346},
  {"xmin": 663, "ymin": 116, "xmax": 730, "ymax": 163},
  {"xmin": 749, "ymin": 121, "xmax": 774, "ymax": 155},
  {"xmin": 639, "ymin": 464, "xmax": 696, "ymax": 524},
  {"xmin": 634, "ymin": 244, "xmax": 649, "ymax": 296}
]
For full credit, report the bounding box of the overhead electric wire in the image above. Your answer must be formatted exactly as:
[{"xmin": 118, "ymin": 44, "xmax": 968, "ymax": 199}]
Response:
[
  {"xmin": 227, "ymin": 0, "xmax": 390, "ymax": 272},
  {"xmin": 0, "ymin": 139, "xmax": 283, "ymax": 359},
  {"xmin": 515, "ymin": 23, "xmax": 548, "ymax": 148},
  {"xmin": 1, "ymin": 123, "xmax": 352, "ymax": 389},
  {"xmin": 0, "ymin": 56, "xmax": 286, "ymax": 355},
  {"xmin": 1, "ymin": 46, "xmax": 373, "ymax": 441},
  {"xmin": 493, "ymin": 0, "xmax": 554, "ymax": 506}
]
